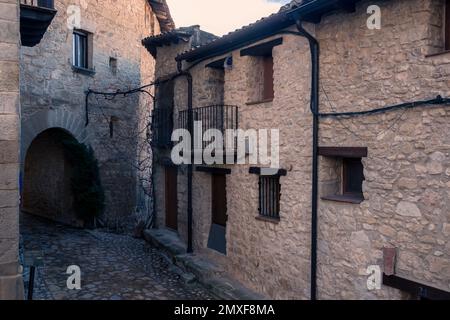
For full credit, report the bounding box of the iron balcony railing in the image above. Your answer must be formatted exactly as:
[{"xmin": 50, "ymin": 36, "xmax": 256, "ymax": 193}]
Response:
[
  {"xmin": 178, "ymin": 105, "xmax": 239, "ymax": 152},
  {"xmin": 21, "ymin": 0, "xmax": 54, "ymax": 9},
  {"xmin": 152, "ymin": 108, "xmax": 174, "ymax": 148}
]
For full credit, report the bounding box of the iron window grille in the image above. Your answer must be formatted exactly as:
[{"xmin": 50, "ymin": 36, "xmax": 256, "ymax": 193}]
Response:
[
  {"xmin": 258, "ymin": 175, "xmax": 281, "ymax": 220},
  {"xmin": 152, "ymin": 108, "xmax": 173, "ymax": 148}
]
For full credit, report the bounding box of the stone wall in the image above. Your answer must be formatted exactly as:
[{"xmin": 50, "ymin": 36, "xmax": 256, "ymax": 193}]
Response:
[
  {"xmin": 153, "ymin": 0, "xmax": 449, "ymax": 299},
  {"xmin": 0, "ymin": 0, "xmax": 23, "ymax": 300},
  {"xmin": 316, "ymin": 0, "xmax": 450, "ymax": 299},
  {"xmin": 20, "ymin": 0, "xmax": 160, "ymax": 230}
]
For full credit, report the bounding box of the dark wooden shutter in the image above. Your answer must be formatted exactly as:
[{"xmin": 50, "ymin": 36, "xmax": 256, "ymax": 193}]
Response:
[
  {"xmin": 211, "ymin": 174, "xmax": 227, "ymax": 227},
  {"xmin": 343, "ymin": 158, "xmax": 364, "ymax": 195},
  {"xmin": 165, "ymin": 167, "xmax": 178, "ymax": 230},
  {"xmin": 263, "ymin": 55, "xmax": 274, "ymax": 100},
  {"xmin": 446, "ymin": 0, "xmax": 450, "ymax": 50}
]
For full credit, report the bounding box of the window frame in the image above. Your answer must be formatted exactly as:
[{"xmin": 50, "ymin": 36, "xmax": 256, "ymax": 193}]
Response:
[
  {"xmin": 319, "ymin": 147, "xmax": 367, "ymax": 204},
  {"xmin": 73, "ymin": 30, "xmax": 88, "ymax": 69},
  {"xmin": 72, "ymin": 29, "xmax": 94, "ymax": 74}
]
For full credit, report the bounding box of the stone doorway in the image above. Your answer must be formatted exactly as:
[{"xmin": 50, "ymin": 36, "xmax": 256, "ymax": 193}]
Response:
[{"xmin": 21, "ymin": 128, "xmax": 82, "ymax": 227}]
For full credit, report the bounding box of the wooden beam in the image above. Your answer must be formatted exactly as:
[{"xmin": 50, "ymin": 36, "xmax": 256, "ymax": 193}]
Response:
[
  {"xmin": 240, "ymin": 38, "xmax": 283, "ymax": 57},
  {"xmin": 249, "ymin": 167, "xmax": 287, "ymax": 176},
  {"xmin": 318, "ymin": 147, "xmax": 368, "ymax": 158},
  {"xmin": 196, "ymin": 166, "xmax": 231, "ymax": 175},
  {"xmin": 337, "ymin": 0, "xmax": 356, "ymax": 13},
  {"xmin": 383, "ymin": 274, "xmax": 450, "ymax": 300}
]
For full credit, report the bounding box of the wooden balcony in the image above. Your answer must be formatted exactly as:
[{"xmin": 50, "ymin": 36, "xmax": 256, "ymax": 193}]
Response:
[{"xmin": 20, "ymin": 0, "xmax": 56, "ymax": 47}]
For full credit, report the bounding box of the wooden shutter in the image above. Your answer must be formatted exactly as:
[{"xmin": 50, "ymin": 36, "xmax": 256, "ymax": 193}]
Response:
[
  {"xmin": 263, "ymin": 55, "xmax": 274, "ymax": 101},
  {"xmin": 446, "ymin": 0, "xmax": 450, "ymax": 50}
]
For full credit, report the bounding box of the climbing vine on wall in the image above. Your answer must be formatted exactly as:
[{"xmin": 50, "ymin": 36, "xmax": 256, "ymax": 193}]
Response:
[{"xmin": 62, "ymin": 138, "xmax": 105, "ymax": 224}]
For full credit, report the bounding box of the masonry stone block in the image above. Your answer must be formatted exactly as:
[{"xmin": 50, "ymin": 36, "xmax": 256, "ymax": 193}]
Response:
[
  {"xmin": 0, "ymin": 62, "xmax": 19, "ymax": 92},
  {"xmin": 0, "ymin": 163, "xmax": 18, "ymax": 190},
  {"xmin": 0, "ymin": 189, "xmax": 18, "ymax": 208},
  {"xmin": 0, "ymin": 92, "xmax": 18, "ymax": 114},
  {"xmin": 0, "ymin": 20, "xmax": 19, "ymax": 44},
  {"xmin": 0, "ymin": 141, "xmax": 19, "ymax": 164},
  {"xmin": 0, "ymin": 114, "xmax": 19, "ymax": 141},
  {"xmin": 0, "ymin": 43, "xmax": 18, "ymax": 62}
]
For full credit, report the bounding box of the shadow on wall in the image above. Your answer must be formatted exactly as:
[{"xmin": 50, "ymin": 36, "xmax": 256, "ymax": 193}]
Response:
[{"xmin": 22, "ymin": 128, "xmax": 83, "ymax": 227}]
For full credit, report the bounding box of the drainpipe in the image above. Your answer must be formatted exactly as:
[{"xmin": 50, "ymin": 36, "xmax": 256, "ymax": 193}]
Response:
[
  {"xmin": 295, "ymin": 20, "xmax": 320, "ymax": 301},
  {"xmin": 177, "ymin": 61, "xmax": 194, "ymax": 254}
]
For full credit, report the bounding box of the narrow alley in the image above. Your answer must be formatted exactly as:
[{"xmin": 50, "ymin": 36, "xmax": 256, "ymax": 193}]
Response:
[{"xmin": 20, "ymin": 214, "xmax": 214, "ymax": 300}]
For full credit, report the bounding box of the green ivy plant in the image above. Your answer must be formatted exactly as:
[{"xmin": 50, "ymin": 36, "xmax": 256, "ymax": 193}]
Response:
[{"xmin": 62, "ymin": 138, "xmax": 105, "ymax": 226}]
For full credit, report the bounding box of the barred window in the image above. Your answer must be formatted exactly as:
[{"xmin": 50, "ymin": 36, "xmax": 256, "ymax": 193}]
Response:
[{"xmin": 258, "ymin": 175, "xmax": 281, "ymax": 220}]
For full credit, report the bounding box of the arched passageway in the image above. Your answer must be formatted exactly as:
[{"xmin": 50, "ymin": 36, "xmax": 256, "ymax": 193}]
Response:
[{"xmin": 22, "ymin": 128, "xmax": 82, "ymax": 227}]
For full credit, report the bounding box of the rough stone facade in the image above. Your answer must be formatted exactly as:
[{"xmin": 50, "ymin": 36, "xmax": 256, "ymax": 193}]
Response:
[
  {"xmin": 19, "ymin": 0, "xmax": 162, "ymax": 230},
  {"xmin": 151, "ymin": 0, "xmax": 450, "ymax": 299},
  {"xmin": 0, "ymin": 0, "xmax": 24, "ymax": 300}
]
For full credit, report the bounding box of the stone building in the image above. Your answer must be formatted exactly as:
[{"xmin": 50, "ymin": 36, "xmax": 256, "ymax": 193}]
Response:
[
  {"xmin": 0, "ymin": 0, "xmax": 23, "ymax": 300},
  {"xmin": 1, "ymin": 0, "xmax": 173, "ymax": 299},
  {"xmin": 145, "ymin": 0, "xmax": 450, "ymax": 299},
  {"xmin": 18, "ymin": 0, "xmax": 173, "ymax": 229}
]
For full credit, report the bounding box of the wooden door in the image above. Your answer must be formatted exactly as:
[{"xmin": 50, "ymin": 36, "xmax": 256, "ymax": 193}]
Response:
[
  {"xmin": 165, "ymin": 167, "xmax": 178, "ymax": 230},
  {"xmin": 211, "ymin": 174, "xmax": 227, "ymax": 226}
]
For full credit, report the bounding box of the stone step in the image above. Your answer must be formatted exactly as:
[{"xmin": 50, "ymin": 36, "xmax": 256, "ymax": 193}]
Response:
[{"xmin": 143, "ymin": 228, "xmax": 266, "ymax": 300}]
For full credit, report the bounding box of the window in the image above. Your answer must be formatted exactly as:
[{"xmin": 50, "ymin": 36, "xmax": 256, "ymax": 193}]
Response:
[
  {"xmin": 153, "ymin": 80, "xmax": 174, "ymax": 148},
  {"xmin": 241, "ymin": 38, "xmax": 282, "ymax": 104},
  {"xmin": 72, "ymin": 30, "xmax": 93, "ymax": 71},
  {"xmin": 109, "ymin": 57, "xmax": 118, "ymax": 75},
  {"xmin": 319, "ymin": 147, "xmax": 367, "ymax": 204},
  {"xmin": 446, "ymin": 0, "xmax": 450, "ymax": 51},
  {"xmin": 250, "ymin": 167, "xmax": 286, "ymax": 221},
  {"xmin": 258, "ymin": 175, "xmax": 281, "ymax": 220},
  {"xmin": 262, "ymin": 55, "xmax": 274, "ymax": 101},
  {"xmin": 205, "ymin": 57, "xmax": 226, "ymax": 105}
]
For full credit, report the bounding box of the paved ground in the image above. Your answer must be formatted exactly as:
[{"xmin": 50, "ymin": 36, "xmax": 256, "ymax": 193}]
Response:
[{"xmin": 20, "ymin": 214, "xmax": 215, "ymax": 300}]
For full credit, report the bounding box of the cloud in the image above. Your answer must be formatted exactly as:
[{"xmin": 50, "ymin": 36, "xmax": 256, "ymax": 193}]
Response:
[{"xmin": 166, "ymin": 0, "xmax": 290, "ymax": 36}]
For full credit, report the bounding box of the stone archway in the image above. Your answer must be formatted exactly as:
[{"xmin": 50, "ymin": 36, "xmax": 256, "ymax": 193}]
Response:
[
  {"xmin": 21, "ymin": 110, "xmax": 90, "ymax": 226},
  {"xmin": 22, "ymin": 128, "xmax": 83, "ymax": 226},
  {"xmin": 21, "ymin": 109, "xmax": 89, "ymax": 165}
]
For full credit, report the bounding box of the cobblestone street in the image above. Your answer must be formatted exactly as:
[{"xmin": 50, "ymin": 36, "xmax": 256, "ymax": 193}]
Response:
[{"xmin": 20, "ymin": 214, "xmax": 215, "ymax": 300}]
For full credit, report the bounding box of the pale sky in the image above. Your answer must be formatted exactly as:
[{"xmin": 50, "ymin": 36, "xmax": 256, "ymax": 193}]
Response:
[{"xmin": 166, "ymin": 0, "xmax": 291, "ymax": 36}]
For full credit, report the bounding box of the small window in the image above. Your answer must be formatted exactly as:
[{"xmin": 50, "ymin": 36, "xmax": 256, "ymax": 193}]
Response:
[
  {"xmin": 109, "ymin": 57, "xmax": 118, "ymax": 75},
  {"xmin": 73, "ymin": 30, "xmax": 93, "ymax": 70},
  {"xmin": 241, "ymin": 38, "xmax": 282, "ymax": 104},
  {"xmin": 445, "ymin": 0, "xmax": 450, "ymax": 51},
  {"xmin": 319, "ymin": 147, "xmax": 367, "ymax": 204},
  {"xmin": 262, "ymin": 55, "xmax": 274, "ymax": 101},
  {"xmin": 258, "ymin": 175, "xmax": 281, "ymax": 220}
]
